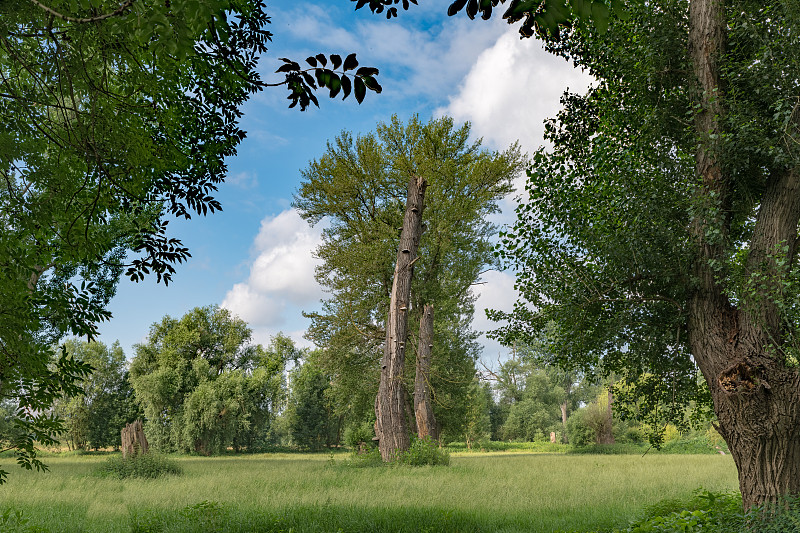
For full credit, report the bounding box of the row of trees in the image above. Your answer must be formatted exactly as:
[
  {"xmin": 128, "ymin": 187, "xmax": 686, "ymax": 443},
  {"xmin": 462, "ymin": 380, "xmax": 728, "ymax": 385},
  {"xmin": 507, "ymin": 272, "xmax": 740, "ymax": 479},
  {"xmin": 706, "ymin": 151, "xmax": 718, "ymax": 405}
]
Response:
[{"xmin": 12, "ymin": 313, "xmax": 627, "ymax": 453}]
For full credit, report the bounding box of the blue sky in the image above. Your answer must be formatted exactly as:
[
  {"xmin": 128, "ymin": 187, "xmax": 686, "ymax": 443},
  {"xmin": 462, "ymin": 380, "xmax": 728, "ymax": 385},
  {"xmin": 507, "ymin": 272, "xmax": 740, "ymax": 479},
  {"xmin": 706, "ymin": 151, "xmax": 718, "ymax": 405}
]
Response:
[{"xmin": 95, "ymin": 0, "xmax": 592, "ymax": 361}]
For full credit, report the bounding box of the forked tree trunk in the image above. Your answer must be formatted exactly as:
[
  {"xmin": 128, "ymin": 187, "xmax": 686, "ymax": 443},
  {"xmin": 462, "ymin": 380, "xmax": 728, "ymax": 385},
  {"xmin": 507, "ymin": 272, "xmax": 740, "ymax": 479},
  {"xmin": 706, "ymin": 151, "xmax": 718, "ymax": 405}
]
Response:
[
  {"xmin": 414, "ymin": 304, "xmax": 438, "ymax": 441},
  {"xmin": 688, "ymin": 0, "xmax": 800, "ymax": 509},
  {"xmin": 375, "ymin": 175, "xmax": 427, "ymax": 461}
]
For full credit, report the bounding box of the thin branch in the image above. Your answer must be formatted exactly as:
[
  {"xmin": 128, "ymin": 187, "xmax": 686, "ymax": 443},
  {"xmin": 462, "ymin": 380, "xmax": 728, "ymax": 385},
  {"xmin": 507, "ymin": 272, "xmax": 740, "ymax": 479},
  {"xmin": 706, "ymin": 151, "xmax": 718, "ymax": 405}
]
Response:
[{"xmin": 29, "ymin": 0, "xmax": 135, "ymax": 24}]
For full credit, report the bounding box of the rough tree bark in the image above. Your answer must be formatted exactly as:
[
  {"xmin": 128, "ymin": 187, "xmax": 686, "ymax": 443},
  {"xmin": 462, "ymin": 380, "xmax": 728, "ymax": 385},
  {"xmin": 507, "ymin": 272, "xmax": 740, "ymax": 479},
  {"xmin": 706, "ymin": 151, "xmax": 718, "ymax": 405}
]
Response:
[
  {"xmin": 687, "ymin": 0, "xmax": 800, "ymax": 509},
  {"xmin": 375, "ymin": 175, "xmax": 427, "ymax": 461},
  {"xmin": 597, "ymin": 389, "xmax": 615, "ymax": 445},
  {"xmin": 414, "ymin": 304, "xmax": 438, "ymax": 441},
  {"xmin": 121, "ymin": 419, "xmax": 149, "ymax": 458}
]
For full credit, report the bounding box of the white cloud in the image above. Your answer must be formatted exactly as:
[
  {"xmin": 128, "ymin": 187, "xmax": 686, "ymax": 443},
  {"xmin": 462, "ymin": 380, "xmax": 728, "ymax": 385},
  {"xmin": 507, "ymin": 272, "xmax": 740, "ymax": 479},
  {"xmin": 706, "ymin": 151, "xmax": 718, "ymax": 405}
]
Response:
[
  {"xmin": 472, "ymin": 269, "xmax": 518, "ymax": 359},
  {"xmin": 438, "ymin": 31, "xmax": 593, "ymax": 155},
  {"xmin": 270, "ymin": 4, "xmax": 509, "ymax": 101},
  {"xmin": 221, "ymin": 209, "xmax": 325, "ymax": 340},
  {"xmin": 228, "ymin": 171, "xmax": 259, "ymax": 189}
]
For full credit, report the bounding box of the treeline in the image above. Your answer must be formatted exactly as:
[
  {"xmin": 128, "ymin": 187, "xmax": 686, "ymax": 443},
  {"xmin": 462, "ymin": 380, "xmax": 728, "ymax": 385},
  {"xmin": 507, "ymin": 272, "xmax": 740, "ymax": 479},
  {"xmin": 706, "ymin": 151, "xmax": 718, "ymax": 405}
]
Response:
[{"xmin": 0, "ymin": 303, "xmax": 716, "ymax": 454}]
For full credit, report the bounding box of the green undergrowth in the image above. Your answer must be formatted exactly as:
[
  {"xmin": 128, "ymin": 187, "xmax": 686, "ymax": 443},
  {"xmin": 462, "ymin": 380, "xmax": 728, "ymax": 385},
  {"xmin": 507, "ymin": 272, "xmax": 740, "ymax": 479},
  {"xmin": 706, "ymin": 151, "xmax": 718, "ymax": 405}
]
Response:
[
  {"xmin": 96, "ymin": 452, "xmax": 183, "ymax": 479},
  {"xmin": 614, "ymin": 489, "xmax": 800, "ymax": 533},
  {"xmin": 347, "ymin": 436, "xmax": 450, "ymax": 467},
  {"xmin": 446, "ymin": 434, "xmax": 728, "ymax": 456}
]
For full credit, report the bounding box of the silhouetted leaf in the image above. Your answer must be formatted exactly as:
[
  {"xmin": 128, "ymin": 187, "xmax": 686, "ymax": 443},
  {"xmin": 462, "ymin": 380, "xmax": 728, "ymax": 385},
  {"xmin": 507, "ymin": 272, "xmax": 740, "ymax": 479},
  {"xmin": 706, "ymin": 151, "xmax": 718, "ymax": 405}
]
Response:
[
  {"xmin": 343, "ymin": 53, "xmax": 358, "ymax": 71},
  {"xmin": 354, "ymin": 76, "xmax": 366, "ymax": 103}
]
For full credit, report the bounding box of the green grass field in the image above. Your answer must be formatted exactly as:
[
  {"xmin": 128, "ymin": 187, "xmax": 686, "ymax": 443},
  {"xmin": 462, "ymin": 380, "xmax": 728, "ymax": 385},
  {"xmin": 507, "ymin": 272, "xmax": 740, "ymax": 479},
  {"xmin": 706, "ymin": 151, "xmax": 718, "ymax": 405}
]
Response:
[{"xmin": 0, "ymin": 452, "xmax": 738, "ymax": 532}]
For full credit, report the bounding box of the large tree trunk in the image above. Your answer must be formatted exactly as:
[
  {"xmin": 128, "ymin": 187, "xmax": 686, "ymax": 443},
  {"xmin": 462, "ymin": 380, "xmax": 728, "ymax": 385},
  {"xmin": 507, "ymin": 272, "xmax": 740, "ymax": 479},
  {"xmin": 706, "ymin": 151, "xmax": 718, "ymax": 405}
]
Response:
[
  {"xmin": 688, "ymin": 0, "xmax": 800, "ymax": 509},
  {"xmin": 414, "ymin": 304, "xmax": 438, "ymax": 441},
  {"xmin": 597, "ymin": 389, "xmax": 615, "ymax": 445},
  {"xmin": 375, "ymin": 175, "xmax": 427, "ymax": 461}
]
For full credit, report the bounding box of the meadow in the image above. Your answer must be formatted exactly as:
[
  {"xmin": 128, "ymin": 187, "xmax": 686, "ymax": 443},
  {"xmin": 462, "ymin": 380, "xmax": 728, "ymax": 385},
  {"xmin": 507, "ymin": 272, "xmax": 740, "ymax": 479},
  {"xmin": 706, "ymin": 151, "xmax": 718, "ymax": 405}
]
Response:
[{"xmin": 0, "ymin": 451, "xmax": 738, "ymax": 533}]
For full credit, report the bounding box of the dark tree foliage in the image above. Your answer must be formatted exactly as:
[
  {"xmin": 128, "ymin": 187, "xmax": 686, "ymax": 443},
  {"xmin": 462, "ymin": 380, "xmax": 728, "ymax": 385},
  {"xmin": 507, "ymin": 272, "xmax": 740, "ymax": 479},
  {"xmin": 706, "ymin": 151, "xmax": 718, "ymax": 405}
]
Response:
[{"xmin": 351, "ymin": 0, "xmax": 632, "ymax": 39}]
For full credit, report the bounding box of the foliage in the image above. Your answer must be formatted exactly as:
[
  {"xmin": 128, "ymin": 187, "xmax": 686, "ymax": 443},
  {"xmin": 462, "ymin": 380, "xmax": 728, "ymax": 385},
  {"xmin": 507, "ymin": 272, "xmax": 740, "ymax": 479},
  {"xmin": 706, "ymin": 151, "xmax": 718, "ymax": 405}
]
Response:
[
  {"xmin": 96, "ymin": 452, "xmax": 182, "ymax": 480},
  {"xmin": 352, "ymin": 0, "xmax": 633, "ymax": 39},
  {"xmin": 296, "ymin": 114, "xmax": 525, "ymax": 442},
  {"xmin": 343, "ymin": 419, "xmax": 376, "ymax": 449},
  {"xmin": 129, "ymin": 306, "xmax": 289, "ymax": 454},
  {"xmin": 0, "ymin": 0, "xmax": 381, "ymax": 483},
  {"xmin": 486, "ymin": 343, "xmax": 596, "ymax": 443},
  {"xmin": 286, "ymin": 358, "xmax": 339, "ymax": 451},
  {"xmin": 51, "ymin": 340, "xmax": 141, "ymax": 451},
  {"xmin": 394, "ymin": 436, "xmax": 451, "ymax": 466},
  {"xmin": 489, "ymin": 1, "xmax": 800, "ymax": 492},
  {"xmin": 462, "ymin": 381, "xmax": 492, "ymax": 448},
  {"xmin": 347, "ymin": 436, "xmax": 450, "ymax": 467}
]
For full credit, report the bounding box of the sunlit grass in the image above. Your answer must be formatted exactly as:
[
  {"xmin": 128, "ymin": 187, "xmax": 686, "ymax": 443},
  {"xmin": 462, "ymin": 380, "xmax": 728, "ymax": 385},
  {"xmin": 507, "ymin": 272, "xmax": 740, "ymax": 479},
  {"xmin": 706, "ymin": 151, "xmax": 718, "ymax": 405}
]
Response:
[{"xmin": 0, "ymin": 452, "xmax": 738, "ymax": 532}]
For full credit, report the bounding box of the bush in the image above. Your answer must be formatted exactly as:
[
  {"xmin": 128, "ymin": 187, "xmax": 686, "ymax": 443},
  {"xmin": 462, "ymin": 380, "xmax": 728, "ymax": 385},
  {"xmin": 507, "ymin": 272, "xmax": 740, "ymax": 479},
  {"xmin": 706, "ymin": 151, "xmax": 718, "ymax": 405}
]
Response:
[
  {"xmin": 345, "ymin": 436, "xmax": 450, "ymax": 467},
  {"xmin": 395, "ymin": 437, "xmax": 450, "ymax": 466},
  {"xmin": 96, "ymin": 452, "xmax": 182, "ymax": 479},
  {"xmin": 343, "ymin": 420, "xmax": 375, "ymax": 449},
  {"xmin": 617, "ymin": 489, "xmax": 800, "ymax": 533}
]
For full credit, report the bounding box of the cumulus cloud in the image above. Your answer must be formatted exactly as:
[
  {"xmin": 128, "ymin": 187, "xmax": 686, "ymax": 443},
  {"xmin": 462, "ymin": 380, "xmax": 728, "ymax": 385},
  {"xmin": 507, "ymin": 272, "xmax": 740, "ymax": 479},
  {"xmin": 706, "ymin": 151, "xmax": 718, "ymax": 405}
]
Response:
[
  {"xmin": 271, "ymin": 4, "xmax": 508, "ymax": 101},
  {"xmin": 439, "ymin": 31, "xmax": 593, "ymax": 155},
  {"xmin": 221, "ymin": 209, "xmax": 325, "ymax": 346}
]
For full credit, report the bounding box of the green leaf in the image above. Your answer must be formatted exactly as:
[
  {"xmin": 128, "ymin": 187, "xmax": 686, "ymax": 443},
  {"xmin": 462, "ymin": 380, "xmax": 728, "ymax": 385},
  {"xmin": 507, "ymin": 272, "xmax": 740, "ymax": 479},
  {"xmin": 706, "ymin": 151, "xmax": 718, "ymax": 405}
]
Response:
[
  {"xmin": 610, "ymin": 0, "xmax": 630, "ymax": 20},
  {"xmin": 591, "ymin": 1, "xmax": 609, "ymax": 33}
]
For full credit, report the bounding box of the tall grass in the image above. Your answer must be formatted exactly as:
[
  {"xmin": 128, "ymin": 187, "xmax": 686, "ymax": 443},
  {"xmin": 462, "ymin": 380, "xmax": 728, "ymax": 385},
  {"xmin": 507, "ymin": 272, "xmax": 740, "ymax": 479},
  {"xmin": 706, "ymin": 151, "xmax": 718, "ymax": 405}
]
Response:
[{"xmin": 0, "ymin": 452, "xmax": 737, "ymax": 532}]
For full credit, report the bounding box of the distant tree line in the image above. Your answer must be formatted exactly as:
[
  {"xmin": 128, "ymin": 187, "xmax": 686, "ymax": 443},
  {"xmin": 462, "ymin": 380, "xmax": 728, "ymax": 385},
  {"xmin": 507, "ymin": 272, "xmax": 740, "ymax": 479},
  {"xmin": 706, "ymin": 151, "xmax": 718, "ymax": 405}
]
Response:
[{"xmin": 0, "ymin": 302, "xmax": 716, "ymax": 454}]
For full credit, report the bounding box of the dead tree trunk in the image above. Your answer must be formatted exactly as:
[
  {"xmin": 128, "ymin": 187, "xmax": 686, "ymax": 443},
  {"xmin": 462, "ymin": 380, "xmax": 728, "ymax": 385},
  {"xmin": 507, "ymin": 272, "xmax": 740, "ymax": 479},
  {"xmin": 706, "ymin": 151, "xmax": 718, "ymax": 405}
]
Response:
[
  {"xmin": 414, "ymin": 304, "xmax": 438, "ymax": 441},
  {"xmin": 375, "ymin": 175, "xmax": 427, "ymax": 461},
  {"xmin": 687, "ymin": 0, "xmax": 800, "ymax": 509},
  {"xmin": 121, "ymin": 419, "xmax": 149, "ymax": 458}
]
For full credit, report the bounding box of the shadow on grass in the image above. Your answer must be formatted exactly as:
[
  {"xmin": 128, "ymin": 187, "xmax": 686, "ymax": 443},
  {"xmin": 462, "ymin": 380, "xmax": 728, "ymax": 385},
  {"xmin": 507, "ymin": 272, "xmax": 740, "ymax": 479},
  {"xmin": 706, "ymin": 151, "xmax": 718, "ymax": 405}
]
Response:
[{"xmin": 125, "ymin": 503, "xmax": 615, "ymax": 533}]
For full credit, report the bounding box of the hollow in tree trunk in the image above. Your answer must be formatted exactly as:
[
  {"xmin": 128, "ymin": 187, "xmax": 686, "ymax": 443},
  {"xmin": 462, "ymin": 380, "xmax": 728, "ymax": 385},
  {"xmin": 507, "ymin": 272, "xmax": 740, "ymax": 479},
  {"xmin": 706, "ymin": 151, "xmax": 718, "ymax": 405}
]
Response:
[
  {"xmin": 375, "ymin": 175, "xmax": 426, "ymax": 461},
  {"xmin": 414, "ymin": 304, "xmax": 438, "ymax": 441}
]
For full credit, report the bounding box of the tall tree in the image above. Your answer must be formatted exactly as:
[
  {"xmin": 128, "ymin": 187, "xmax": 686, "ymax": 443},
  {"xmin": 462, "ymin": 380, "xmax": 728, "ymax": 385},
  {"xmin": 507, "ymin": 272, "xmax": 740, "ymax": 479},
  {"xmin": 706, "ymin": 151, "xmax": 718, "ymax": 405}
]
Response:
[
  {"xmin": 296, "ymin": 115, "xmax": 525, "ymax": 457},
  {"xmin": 129, "ymin": 306, "xmax": 288, "ymax": 454},
  {"xmin": 0, "ymin": 0, "xmax": 379, "ymax": 481},
  {"xmin": 492, "ymin": 0, "xmax": 800, "ymax": 508},
  {"xmin": 54, "ymin": 339, "xmax": 140, "ymax": 451},
  {"xmin": 286, "ymin": 357, "xmax": 339, "ymax": 451}
]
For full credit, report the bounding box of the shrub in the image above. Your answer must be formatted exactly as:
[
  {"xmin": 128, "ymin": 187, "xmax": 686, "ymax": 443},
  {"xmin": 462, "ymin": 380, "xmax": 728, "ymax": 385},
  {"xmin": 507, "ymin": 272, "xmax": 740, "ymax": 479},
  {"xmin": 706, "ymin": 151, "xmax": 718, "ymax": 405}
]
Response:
[
  {"xmin": 346, "ymin": 445, "xmax": 384, "ymax": 468},
  {"xmin": 343, "ymin": 420, "xmax": 375, "ymax": 449},
  {"xmin": 345, "ymin": 436, "xmax": 450, "ymax": 467},
  {"xmin": 96, "ymin": 452, "xmax": 182, "ymax": 479},
  {"xmin": 395, "ymin": 436, "xmax": 450, "ymax": 466}
]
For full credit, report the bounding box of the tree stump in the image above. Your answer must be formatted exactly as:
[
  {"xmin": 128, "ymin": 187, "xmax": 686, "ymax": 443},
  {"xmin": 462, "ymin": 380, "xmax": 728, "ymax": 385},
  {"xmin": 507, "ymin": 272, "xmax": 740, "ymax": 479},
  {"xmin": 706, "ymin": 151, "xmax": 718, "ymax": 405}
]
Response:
[{"xmin": 121, "ymin": 419, "xmax": 149, "ymax": 458}]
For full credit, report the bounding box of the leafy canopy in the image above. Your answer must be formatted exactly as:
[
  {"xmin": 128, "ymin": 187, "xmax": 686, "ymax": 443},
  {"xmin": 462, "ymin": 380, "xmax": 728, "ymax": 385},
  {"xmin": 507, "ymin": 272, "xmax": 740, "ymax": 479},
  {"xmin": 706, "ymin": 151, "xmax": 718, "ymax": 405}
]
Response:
[{"xmin": 490, "ymin": 0, "xmax": 800, "ymax": 434}]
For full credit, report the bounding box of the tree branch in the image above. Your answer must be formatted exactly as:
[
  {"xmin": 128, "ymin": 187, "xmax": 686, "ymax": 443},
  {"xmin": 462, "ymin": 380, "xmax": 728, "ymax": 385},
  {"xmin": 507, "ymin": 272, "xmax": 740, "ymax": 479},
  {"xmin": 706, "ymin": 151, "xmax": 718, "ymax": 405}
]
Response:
[{"xmin": 29, "ymin": 0, "xmax": 135, "ymax": 24}]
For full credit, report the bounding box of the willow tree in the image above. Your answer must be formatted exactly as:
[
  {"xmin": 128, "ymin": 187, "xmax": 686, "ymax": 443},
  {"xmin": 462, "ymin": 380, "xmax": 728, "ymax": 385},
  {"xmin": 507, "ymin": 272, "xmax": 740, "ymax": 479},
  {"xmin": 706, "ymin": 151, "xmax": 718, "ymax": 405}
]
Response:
[
  {"xmin": 492, "ymin": 0, "xmax": 800, "ymax": 508},
  {"xmin": 296, "ymin": 115, "xmax": 524, "ymax": 456}
]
